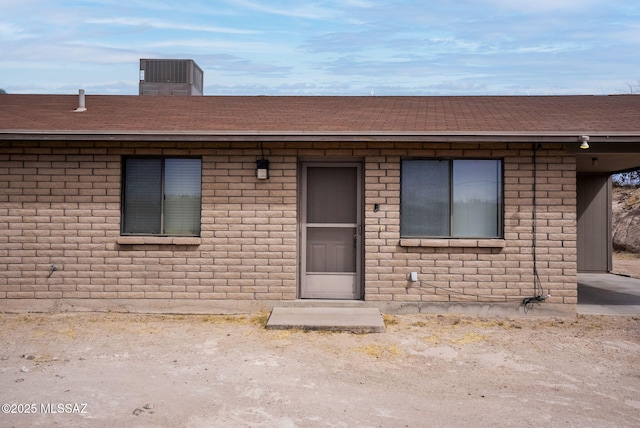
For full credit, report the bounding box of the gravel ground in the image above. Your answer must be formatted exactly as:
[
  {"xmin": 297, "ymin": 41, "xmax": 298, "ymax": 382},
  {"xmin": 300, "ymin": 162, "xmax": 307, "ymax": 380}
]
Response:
[{"xmin": 1, "ymin": 312, "xmax": 639, "ymax": 427}]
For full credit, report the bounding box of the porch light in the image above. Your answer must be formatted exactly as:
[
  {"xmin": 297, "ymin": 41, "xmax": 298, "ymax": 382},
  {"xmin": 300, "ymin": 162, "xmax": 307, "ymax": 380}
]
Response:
[
  {"xmin": 256, "ymin": 159, "xmax": 269, "ymax": 179},
  {"xmin": 579, "ymin": 135, "xmax": 590, "ymax": 149}
]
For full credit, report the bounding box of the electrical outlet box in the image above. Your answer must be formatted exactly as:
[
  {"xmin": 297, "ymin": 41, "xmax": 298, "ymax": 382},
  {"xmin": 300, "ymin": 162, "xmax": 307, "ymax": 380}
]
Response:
[{"xmin": 410, "ymin": 272, "xmax": 418, "ymax": 282}]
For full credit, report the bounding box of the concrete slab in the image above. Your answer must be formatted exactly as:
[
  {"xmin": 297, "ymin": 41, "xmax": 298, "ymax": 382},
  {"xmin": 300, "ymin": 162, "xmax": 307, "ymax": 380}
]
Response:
[
  {"xmin": 578, "ymin": 273, "xmax": 640, "ymax": 315},
  {"xmin": 266, "ymin": 307, "xmax": 385, "ymax": 333}
]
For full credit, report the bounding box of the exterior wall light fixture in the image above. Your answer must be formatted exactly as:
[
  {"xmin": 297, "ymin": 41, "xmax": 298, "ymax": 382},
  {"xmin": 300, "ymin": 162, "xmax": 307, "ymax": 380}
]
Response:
[
  {"xmin": 256, "ymin": 159, "xmax": 269, "ymax": 179},
  {"xmin": 579, "ymin": 135, "xmax": 590, "ymax": 149}
]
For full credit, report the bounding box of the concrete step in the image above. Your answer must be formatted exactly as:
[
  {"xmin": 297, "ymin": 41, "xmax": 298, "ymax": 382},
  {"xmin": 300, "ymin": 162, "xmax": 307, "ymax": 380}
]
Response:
[{"xmin": 266, "ymin": 307, "xmax": 385, "ymax": 333}]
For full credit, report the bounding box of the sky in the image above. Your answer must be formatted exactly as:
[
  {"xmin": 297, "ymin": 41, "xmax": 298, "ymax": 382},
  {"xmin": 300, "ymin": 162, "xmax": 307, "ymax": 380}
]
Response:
[{"xmin": 1, "ymin": 0, "xmax": 639, "ymax": 96}]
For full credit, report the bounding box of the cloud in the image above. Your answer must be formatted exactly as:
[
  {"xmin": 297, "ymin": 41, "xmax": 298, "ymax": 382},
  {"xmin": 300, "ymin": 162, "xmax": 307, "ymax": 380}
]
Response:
[
  {"xmin": 223, "ymin": 0, "xmax": 337, "ymax": 20},
  {"xmin": 59, "ymin": 80, "xmax": 137, "ymax": 94},
  {"xmin": 301, "ymin": 29, "xmax": 388, "ymax": 53},
  {"xmin": 204, "ymin": 74, "xmax": 493, "ymax": 96},
  {"xmin": 0, "ymin": 22, "xmax": 32, "ymax": 40},
  {"xmin": 476, "ymin": 0, "xmax": 604, "ymax": 12},
  {"xmin": 1, "ymin": 0, "xmax": 638, "ymax": 96},
  {"xmin": 86, "ymin": 17, "xmax": 260, "ymax": 35},
  {"xmin": 198, "ymin": 53, "xmax": 293, "ymax": 76},
  {"xmin": 144, "ymin": 39, "xmax": 290, "ymax": 56},
  {"xmin": 206, "ymin": 81, "xmax": 322, "ymax": 95}
]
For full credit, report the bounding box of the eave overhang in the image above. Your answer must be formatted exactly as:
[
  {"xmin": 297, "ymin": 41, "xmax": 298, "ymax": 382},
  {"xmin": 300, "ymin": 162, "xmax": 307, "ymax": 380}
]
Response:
[{"xmin": 2, "ymin": 130, "xmax": 640, "ymax": 144}]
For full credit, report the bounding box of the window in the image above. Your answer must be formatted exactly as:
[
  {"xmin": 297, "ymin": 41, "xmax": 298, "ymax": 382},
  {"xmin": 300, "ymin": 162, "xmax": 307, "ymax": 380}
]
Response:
[
  {"xmin": 401, "ymin": 159, "xmax": 502, "ymax": 238},
  {"xmin": 122, "ymin": 157, "xmax": 202, "ymax": 236}
]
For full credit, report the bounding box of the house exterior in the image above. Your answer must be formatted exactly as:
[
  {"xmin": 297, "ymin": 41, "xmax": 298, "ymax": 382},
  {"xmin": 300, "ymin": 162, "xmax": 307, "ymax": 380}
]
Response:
[{"xmin": 1, "ymin": 94, "xmax": 639, "ymax": 315}]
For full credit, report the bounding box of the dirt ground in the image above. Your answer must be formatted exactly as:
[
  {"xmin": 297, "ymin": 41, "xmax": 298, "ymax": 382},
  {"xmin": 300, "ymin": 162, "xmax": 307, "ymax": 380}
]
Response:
[
  {"xmin": 613, "ymin": 252, "xmax": 640, "ymax": 279},
  {"xmin": 1, "ymin": 312, "xmax": 639, "ymax": 428},
  {"xmin": 612, "ymin": 185, "xmax": 640, "ymax": 254}
]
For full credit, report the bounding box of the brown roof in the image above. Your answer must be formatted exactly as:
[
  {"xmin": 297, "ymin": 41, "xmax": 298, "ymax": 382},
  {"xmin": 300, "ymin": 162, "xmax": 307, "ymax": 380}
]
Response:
[{"xmin": 1, "ymin": 94, "xmax": 640, "ymax": 140}]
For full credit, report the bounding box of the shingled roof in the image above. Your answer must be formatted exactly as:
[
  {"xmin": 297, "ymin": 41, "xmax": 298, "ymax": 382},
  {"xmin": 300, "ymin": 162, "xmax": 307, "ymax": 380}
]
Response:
[{"xmin": 1, "ymin": 94, "xmax": 640, "ymax": 141}]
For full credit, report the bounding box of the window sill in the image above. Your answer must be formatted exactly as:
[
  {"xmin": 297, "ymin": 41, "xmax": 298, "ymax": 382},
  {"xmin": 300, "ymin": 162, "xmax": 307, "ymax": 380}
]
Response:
[
  {"xmin": 117, "ymin": 236, "xmax": 201, "ymax": 246},
  {"xmin": 399, "ymin": 238, "xmax": 505, "ymax": 248}
]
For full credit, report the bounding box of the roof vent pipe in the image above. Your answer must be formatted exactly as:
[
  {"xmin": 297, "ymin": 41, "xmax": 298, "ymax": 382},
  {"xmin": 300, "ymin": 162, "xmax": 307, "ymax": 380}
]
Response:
[{"xmin": 74, "ymin": 89, "xmax": 87, "ymax": 112}]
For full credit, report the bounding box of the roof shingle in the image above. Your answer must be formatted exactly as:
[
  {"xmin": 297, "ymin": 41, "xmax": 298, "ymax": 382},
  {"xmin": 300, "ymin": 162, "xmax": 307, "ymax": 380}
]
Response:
[{"xmin": 1, "ymin": 94, "xmax": 639, "ymax": 135}]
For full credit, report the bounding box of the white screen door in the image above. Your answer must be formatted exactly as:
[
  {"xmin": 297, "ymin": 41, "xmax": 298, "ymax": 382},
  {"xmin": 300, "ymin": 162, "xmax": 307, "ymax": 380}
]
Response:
[{"xmin": 301, "ymin": 163, "xmax": 362, "ymax": 299}]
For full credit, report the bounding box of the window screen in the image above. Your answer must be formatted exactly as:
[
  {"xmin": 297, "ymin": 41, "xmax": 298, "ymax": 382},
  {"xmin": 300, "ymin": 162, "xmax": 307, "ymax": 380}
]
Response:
[
  {"xmin": 401, "ymin": 159, "xmax": 502, "ymax": 238},
  {"xmin": 122, "ymin": 157, "xmax": 201, "ymax": 236},
  {"xmin": 401, "ymin": 160, "xmax": 450, "ymax": 237},
  {"xmin": 453, "ymin": 160, "xmax": 501, "ymax": 237}
]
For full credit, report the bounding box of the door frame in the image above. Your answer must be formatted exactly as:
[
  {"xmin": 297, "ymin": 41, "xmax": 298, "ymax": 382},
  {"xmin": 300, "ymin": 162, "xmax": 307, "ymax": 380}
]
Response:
[{"xmin": 299, "ymin": 161, "xmax": 364, "ymax": 299}]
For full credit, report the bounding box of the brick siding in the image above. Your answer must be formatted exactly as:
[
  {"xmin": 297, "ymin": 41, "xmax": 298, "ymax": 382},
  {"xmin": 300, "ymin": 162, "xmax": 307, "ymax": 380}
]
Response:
[{"xmin": 0, "ymin": 141, "xmax": 577, "ymax": 312}]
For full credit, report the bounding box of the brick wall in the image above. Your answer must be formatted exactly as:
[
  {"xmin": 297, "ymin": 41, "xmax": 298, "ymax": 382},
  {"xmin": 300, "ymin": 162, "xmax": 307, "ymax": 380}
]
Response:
[
  {"xmin": 364, "ymin": 143, "xmax": 577, "ymax": 307},
  {"xmin": 0, "ymin": 141, "xmax": 577, "ymax": 313}
]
